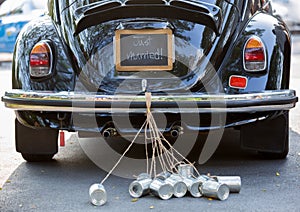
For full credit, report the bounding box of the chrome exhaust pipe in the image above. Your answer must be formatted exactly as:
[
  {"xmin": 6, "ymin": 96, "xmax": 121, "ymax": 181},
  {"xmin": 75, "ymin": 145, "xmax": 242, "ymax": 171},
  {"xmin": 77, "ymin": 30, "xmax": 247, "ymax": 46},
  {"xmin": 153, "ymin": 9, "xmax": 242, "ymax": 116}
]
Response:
[
  {"xmin": 170, "ymin": 126, "xmax": 183, "ymax": 138},
  {"xmin": 102, "ymin": 128, "xmax": 117, "ymax": 138}
]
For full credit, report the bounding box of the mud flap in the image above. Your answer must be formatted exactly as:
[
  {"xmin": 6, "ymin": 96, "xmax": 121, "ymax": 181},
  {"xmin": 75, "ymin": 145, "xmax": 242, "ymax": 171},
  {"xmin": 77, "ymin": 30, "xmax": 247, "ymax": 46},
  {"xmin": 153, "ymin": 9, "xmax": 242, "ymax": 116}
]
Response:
[
  {"xmin": 240, "ymin": 112, "xmax": 289, "ymax": 153},
  {"xmin": 15, "ymin": 119, "xmax": 58, "ymax": 155}
]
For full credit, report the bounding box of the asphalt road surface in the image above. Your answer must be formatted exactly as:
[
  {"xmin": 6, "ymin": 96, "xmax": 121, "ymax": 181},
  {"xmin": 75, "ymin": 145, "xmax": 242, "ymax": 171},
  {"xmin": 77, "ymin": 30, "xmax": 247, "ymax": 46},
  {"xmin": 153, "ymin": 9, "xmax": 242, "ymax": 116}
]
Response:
[{"xmin": 0, "ymin": 36, "xmax": 299, "ymax": 211}]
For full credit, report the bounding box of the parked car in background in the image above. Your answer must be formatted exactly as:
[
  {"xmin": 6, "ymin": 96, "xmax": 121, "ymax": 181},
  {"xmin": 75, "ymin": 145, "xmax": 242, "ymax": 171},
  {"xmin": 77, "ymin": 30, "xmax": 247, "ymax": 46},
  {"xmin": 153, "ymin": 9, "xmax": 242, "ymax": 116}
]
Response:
[
  {"xmin": 272, "ymin": 0, "xmax": 300, "ymax": 32},
  {"xmin": 1, "ymin": 0, "xmax": 298, "ymax": 162},
  {"xmin": 0, "ymin": 0, "xmax": 47, "ymax": 53}
]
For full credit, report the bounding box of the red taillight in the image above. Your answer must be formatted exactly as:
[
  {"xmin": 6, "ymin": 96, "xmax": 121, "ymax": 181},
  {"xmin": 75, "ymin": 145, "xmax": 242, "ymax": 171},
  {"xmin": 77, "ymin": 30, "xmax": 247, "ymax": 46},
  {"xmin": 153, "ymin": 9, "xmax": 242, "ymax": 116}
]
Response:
[
  {"xmin": 243, "ymin": 36, "xmax": 266, "ymax": 71},
  {"xmin": 29, "ymin": 41, "xmax": 53, "ymax": 78},
  {"xmin": 229, "ymin": 75, "xmax": 247, "ymax": 89},
  {"xmin": 245, "ymin": 49, "xmax": 265, "ymax": 61},
  {"xmin": 30, "ymin": 54, "xmax": 50, "ymax": 66}
]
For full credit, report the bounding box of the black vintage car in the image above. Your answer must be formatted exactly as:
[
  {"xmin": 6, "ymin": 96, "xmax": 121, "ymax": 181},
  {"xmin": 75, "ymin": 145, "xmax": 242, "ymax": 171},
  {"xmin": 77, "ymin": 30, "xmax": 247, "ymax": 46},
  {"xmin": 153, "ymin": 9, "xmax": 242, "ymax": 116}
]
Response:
[{"xmin": 2, "ymin": 0, "xmax": 298, "ymax": 162}]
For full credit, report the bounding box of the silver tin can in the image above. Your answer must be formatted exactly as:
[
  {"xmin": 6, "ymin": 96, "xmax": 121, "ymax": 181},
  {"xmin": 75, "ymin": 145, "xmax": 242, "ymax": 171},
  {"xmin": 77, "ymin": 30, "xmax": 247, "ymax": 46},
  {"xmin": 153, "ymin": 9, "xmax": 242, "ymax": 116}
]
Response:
[
  {"xmin": 177, "ymin": 164, "xmax": 194, "ymax": 178},
  {"xmin": 212, "ymin": 176, "xmax": 241, "ymax": 193},
  {"xmin": 156, "ymin": 171, "xmax": 172, "ymax": 180},
  {"xmin": 200, "ymin": 175, "xmax": 211, "ymax": 181},
  {"xmin": 137, "ymin": 173, "xmax": 151, "ymax": 181},
  {"xmin": 150, "ymin": 178, "xmax": 174, "ymax": 200},
  {"xmin": 89, "ymin": 183, "xmax": 107, "ymax": 206},
  {"xmin": 183, "ymin": 177, "xmax": 203, "ymax": 198},
  {"xmin": 197, "ymin": 175, "xmax": 209, "ymax": 184},
  {"xmin": 200, "ymin": 180, "xmax": 230, "ymax": 201},
  {"xmin": 165, "ymin": 174, "xmax": 187, "ymax": 198},
  {"xmin": 129, "ymin": 178, "xmax": 152, "ymax": 198}
]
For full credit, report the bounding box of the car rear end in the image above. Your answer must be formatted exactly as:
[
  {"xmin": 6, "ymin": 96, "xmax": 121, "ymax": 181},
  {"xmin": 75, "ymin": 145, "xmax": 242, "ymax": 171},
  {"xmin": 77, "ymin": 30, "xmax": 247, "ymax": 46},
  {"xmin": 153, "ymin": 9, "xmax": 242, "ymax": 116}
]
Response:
[{"xmin": 2, "ymin": 0, "xmax": 298, "ymax": 161}]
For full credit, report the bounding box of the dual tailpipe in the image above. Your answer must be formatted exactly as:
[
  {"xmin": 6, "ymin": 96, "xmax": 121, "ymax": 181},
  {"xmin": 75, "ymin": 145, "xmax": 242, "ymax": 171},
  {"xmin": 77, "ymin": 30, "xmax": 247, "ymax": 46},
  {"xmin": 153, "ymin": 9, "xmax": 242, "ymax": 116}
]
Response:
[
  {"xmin": 89, "ymin": 164, "xmax": 241, "ymax": 206},
  {"xmin": 102, "ymin": 125, "xmax": 183, "ymax": 138}
]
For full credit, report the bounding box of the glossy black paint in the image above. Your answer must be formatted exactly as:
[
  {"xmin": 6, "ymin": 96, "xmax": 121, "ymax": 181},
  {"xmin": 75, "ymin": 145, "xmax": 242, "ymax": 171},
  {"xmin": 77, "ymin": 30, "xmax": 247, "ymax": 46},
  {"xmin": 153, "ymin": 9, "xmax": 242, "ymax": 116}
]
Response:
[
  {"xmin": 12, "ymin": 0, "xmax": 291, "ymax": 131},
  {"xmin": 55, "ymin": 0, "xmax": 244, "ymax": 94},
  {"xmin": 74, "ymin": 0, "xmax": 223, "ymax": 35},
  {"xmin": 12, "ymin": 16, "xmax": 75, "ymax": 91},
  {"xmin": 221, "ymin": 12, "xmax": 291, "ymax": 94}
]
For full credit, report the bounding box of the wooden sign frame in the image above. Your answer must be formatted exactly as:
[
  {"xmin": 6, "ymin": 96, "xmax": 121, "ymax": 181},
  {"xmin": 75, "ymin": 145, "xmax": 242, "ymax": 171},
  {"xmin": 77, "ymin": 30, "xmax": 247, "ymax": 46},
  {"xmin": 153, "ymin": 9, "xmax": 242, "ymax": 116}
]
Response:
[{"xmin": 115, "ymin": 29, "xmax": 173, "ymax": 71}]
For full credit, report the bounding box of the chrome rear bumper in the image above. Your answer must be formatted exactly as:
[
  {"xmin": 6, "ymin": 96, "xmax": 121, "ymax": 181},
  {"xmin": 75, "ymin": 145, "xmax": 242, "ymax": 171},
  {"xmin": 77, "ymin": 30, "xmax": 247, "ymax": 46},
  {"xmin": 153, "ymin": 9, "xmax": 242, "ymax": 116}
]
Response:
[{"xmin": 2, "ymin": 89, "xmax": 297, "ymax": 113}]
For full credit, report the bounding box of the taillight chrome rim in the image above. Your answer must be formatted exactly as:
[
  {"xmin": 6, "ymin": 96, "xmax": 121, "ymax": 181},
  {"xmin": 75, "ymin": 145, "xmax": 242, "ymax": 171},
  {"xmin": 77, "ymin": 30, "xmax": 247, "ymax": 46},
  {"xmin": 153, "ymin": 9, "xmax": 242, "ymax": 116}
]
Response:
[
  {"xmin": 29, "ymin": 41, "xmax": 53, "ymax": 79},
  {"xmin": 243, "ymin": 36, "xmax": 266, "ymax": 72}
]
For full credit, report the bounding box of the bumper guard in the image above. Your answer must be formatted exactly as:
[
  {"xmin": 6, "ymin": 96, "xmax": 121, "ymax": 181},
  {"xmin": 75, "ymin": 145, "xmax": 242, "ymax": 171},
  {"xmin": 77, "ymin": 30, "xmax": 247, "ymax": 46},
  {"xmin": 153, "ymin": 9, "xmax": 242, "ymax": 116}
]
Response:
[{"xmin": 2, "ymin": 89, "xmax": 297, "ymax": 113}]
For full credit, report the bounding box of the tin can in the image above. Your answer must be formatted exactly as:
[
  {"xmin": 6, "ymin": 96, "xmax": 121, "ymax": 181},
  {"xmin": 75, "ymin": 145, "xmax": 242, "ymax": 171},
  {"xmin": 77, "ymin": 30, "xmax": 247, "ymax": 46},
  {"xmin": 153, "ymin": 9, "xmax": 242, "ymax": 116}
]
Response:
[
  {"xmin": 137, "ymin": 173, "xmax": 151, "ymax": 181},
  {"xmin": 212, "ymin": 176, "xmax": 241, "ymax": 193},
  {"xmin": 150, "ymin": 178, "xmax": 174, "ymax": 200},
  {"xmin": 129, "ymin": 177, "xmax": 152, "ymax": 198},
  {"xmin": 156, "ymin": 171, "xmax": 172, "ymax": 180},
  {"xmin": 200, "ymin": 175, "xmax": 211, "ymax": 181},
  {"xmin": 178, "ymin": 164, "xmax": 194, "ymax": 178},
  {"xmin": 165, "ymin": 174, "xmax": 187, "ymax": 198},
  {"xmin": 89, "ymin": 183, "xmax": 107, "ymax": 206},
  {"xmin": 200, "ymin": 180, "xmax": 230, "ymax": 201},
  {"xmin": 197, "ymin": 175, "xmax": 209, "ymax": 184},
  {"xmin": 183, "ymin": 177, "xmax": 203, "ymax": 198}
]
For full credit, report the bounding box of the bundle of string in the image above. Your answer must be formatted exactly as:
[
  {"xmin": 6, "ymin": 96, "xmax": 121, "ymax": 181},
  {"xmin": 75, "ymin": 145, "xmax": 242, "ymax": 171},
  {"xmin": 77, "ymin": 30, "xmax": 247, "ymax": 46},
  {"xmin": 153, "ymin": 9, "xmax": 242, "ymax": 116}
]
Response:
[{"xmin": 100, "ymin": 92, "xmax": 199, "ymax": 186}]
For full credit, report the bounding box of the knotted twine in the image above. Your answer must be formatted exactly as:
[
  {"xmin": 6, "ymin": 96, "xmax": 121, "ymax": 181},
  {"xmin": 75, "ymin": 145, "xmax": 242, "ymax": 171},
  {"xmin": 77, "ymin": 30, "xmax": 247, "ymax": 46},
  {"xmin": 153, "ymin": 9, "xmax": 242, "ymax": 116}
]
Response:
[{"xmin": 100, "ymin": 92, "xmax": 199, "ymax": 185}]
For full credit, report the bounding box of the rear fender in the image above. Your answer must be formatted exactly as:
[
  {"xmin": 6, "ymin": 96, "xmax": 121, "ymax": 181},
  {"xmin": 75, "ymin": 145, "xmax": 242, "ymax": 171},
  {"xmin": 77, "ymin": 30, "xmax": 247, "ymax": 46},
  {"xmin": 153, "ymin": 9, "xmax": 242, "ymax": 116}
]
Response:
[
  {"xmin": 12, "ymin": 15, "xmax": 74, "ymax": 128},
  {"xmin": 12, "ymin": 16, "xmax": 75, "ymax": 91},
  {"xmin": 221, "ymin": 12, "xmax": 291, "ymax": 93}
]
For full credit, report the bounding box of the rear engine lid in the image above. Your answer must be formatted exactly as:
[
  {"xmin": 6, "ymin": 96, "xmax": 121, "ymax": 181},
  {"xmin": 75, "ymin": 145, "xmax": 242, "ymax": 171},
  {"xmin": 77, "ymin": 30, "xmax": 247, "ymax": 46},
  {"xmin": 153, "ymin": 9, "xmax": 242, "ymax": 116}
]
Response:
[{"xmin": 59, "ymin": 0, "xmax": 240, "ymax": 93}]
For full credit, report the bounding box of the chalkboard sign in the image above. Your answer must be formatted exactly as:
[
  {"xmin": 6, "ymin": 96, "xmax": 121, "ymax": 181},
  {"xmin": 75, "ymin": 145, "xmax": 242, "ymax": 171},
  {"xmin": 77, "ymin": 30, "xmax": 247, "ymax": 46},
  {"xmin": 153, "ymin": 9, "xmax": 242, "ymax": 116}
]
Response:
[{"xmin": 115, "ymin": 29, "xmax": 173, "ymax": 71}]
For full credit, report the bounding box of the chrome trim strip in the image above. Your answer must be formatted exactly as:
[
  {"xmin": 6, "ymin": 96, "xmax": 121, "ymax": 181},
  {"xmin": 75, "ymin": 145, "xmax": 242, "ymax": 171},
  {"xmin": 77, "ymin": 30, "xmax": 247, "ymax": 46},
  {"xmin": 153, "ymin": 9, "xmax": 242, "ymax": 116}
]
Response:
[
  {"xmin": 2, "ymin": 89, "xmax": 297, "ymax": 113},
  {"xmin": 241, "ymin": 0, "xmax": 249, "ymax": 21},
  {"xmin": 3, "ymin": 103, "xmax": 295, "ymax": 113},
  {"xmin": 3, "ymin": 89, "xmax": 295, "ymax": 102}
]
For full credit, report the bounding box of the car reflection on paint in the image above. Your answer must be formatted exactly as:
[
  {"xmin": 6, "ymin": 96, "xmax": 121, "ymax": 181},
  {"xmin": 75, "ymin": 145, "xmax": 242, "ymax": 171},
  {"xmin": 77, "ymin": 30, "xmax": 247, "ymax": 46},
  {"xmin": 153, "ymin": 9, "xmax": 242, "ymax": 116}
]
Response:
[
  {"xmin": 0, "ymin": 0, "xmax": 47, "ymax": 53},
  {"xmin": 1, "ymin": 0, "xmax": 298, "ymax": 162}
]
